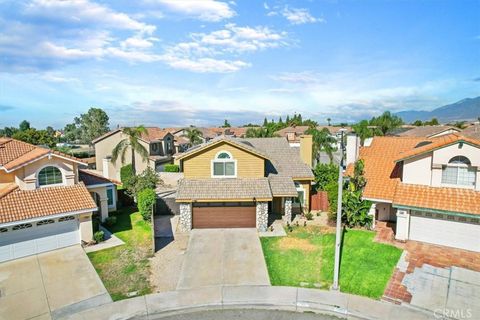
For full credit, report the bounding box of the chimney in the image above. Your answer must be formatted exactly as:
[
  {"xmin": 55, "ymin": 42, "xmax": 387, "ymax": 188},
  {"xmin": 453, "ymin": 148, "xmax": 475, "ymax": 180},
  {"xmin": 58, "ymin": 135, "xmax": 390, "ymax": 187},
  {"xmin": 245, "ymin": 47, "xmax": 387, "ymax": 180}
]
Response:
[
  {"xmin": 346, "ymin": 134, "xmax": 360, "ymax": 166},
  {"xmin": 300, "ymin": 135, "xmax": 313, "ymax": 168}
]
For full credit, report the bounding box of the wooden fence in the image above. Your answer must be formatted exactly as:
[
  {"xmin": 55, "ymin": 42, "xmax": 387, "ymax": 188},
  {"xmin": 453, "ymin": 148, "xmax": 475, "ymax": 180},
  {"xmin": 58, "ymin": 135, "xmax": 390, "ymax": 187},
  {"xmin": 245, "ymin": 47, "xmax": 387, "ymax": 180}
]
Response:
[{"xmin": 310, "ymin": 191, "xmax": 329, "ymax": 212}]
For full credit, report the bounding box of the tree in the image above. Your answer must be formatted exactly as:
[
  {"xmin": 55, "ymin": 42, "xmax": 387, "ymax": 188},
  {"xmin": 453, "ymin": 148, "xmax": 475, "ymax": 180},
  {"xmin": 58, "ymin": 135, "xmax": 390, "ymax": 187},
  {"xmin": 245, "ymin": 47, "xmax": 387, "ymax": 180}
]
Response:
[
  {"xmin": 327, "ymin": 118, "xmax": 331, "ymax": 126},
  {"xmin": 286, "ymin": 115, "xmax": 290, "ymax": 124},
  {"xmin": 63, "ymin": 123, "xmax": 81, "ymax": 143},
  {"xmin": 369, "ymin": 111, "xmax": 404, "ymax": 135},
  {"xmin": 12, "ymin": 128, "xmax": 57, "ymax": 147},
  {"xmin": 221, "ymin": 119, "xmax": 231, "ymax": 128},
  {"xmin": 75, "ymin": 107, "xmax": 109, "ymax": 144},
  {"xmin": 0, "ymin": 127, "xmax": 17, "ymax": 137},
  {"xmin": 128, "ymin": 167, "xmax": 159, "ymax": 197},
  {"xmin": 46, "ymin": 126, "xmax": 55, "ymax": 136},
  {"xmin": 137, "ymin": 188, "xmax": 156, "ymax": 221},
  {"xmin": 425, "ymin": 118, "xmax": 439, "ymax": 126},
  {"xmin": 245, "ymin": 126, "xmax": 278, "ymax": 138},
  {"xmin": 111, "ymin": 126, "xmax": 149, "ymax": 175},
  {"xmin": 313, "ymin": 163, "xmax": 338, "ymax": 191},
  {"xmin": 452, "ymin": 121, "xmax": 467, "ymax": 129},
  {"xmin": 184, "ymin": 127, "xmax": 203, "ymax": 147},
  {"xmin": 278, "ymin": 116, "xmax": 283, "ymax": 125},
  {"xmin": 412, "ymin": 120, "xmax": 423, "ymax": 126},
  {"xmin": 263, "ymin": 117, "xmax": 268, "ymax": 127},
  {"xmin": 306, "ymin": 127, "xmax": 337, "ymax": 163},
  {"xmin": 19, "ymin": 120, "xmax": 31, "ymax": 131}
]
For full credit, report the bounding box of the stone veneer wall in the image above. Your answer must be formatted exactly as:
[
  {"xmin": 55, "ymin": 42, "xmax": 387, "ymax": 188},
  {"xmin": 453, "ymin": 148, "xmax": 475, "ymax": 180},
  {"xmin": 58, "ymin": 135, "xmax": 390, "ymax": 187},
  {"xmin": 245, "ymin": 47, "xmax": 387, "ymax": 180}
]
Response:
[
  {"xmin": 283, "ymin": 198, "xmax": 292, "ymax": 224},
  {"xmin": 256, "ymin": 201, "xmax": 268, "ymax": 232},
  {"xmin": 179, "ymin": 203, "xmax": 192, "ymax": 232}
]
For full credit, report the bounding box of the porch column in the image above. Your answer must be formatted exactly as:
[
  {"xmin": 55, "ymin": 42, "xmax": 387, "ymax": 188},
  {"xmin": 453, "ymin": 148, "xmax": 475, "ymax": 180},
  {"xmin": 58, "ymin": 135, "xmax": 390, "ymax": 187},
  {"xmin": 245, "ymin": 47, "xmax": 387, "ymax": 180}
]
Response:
[
  {"xmin": 395, "ymin": 209, "xmax": 410, "ymax": 241},
  {"xmin": 256, "ymin": 202, "xmax": 268, "ymax": 232},
  {"xmin": 368, "ymin": 203, "xmax": 376, "ymax": 229},
  {"xmin": 284, "ymin": 198, "xmax": 292, "ymax": 224},
  {"xmin": 179, "ymin": 203, "xmax": 192, "ymax": 232}
]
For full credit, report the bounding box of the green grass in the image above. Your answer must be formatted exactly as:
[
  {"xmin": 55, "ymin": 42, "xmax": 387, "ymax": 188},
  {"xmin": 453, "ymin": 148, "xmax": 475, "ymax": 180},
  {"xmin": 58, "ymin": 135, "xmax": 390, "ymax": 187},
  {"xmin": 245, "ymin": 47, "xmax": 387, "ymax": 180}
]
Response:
[
  {"xmin": 87, "ymin": 207, "xmax": 153, "ymax": 301},
  {"xmin": 261, "ymin": 227, "xmax": 402, "ymax": 299}
]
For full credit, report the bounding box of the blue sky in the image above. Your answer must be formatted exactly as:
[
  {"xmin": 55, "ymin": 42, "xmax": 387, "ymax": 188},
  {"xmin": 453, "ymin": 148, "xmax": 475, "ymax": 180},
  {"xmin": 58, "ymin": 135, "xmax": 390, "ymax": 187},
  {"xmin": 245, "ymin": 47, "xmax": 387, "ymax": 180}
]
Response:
[{"xmin": 0, "ymin": 0, "xmax": 479, "ymax": 129}]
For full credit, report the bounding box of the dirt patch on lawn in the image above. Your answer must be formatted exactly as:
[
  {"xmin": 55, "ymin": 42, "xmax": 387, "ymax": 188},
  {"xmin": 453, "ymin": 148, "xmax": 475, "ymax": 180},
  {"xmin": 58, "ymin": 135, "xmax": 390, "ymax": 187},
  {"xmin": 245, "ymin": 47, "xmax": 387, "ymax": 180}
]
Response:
[{"xmin": 278, "ymin": 237, "xmax": 317, "ymax": 252}]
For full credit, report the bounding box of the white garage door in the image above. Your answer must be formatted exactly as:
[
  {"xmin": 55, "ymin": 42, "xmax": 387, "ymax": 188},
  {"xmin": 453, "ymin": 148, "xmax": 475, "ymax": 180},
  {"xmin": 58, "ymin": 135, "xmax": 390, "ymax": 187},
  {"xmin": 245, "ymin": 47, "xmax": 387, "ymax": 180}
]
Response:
[
  {"xmin": 0, "ymin": 215, "xmax": 79, "ymax": 262},
  {"xmin": 409, "ymin": 211, "xmax": 480, "ymax": 252}
]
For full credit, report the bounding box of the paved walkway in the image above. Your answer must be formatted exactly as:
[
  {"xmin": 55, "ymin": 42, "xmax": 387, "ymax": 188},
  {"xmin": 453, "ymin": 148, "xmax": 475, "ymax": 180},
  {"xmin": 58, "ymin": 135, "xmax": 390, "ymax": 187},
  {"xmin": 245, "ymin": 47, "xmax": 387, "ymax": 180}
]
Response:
[
  {"xmin": 177, "ymin": 229, "xmax": 270, "ymax": 289},
  {"xmin": 0, "ymin": 246, "xmax": 111, "ymax": 320},
  {"xmin": 84, "ymin": 226, "xmax": 124, "ymax": 253},
  {"xmin": 66, "ymin": 285, "xmax": 434, "ymax": 320}
]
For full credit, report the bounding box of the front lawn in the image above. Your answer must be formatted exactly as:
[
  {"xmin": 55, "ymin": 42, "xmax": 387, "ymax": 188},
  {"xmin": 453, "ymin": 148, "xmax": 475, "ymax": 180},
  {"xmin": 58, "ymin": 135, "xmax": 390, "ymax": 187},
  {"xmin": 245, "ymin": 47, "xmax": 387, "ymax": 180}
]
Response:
[
  {"xmin": 87, "ymin": 207, "xmax": 153, "ymax": 301},
  {"xmin": 261, "ymin": 227, "xmax": 402, "ymax": 299}
]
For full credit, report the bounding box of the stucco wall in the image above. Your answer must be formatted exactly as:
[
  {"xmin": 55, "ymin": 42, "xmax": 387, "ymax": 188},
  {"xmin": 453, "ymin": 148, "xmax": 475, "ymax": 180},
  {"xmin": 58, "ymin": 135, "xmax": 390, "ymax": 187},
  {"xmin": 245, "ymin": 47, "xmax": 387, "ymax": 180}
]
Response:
[
  {"xmin": 181, "ymin": 142, "xmax": 265, "ymax": 179},
  {"xmin": 79, "ymin": 212, "xmax": 93, "ymax": 242},
  {"xmin": 376, "ymin": 202, "xmax": 395, "ymax": 221},
  {"xmin": 402, "ymin": 153, "xmax": 432, "ymax": 186}
]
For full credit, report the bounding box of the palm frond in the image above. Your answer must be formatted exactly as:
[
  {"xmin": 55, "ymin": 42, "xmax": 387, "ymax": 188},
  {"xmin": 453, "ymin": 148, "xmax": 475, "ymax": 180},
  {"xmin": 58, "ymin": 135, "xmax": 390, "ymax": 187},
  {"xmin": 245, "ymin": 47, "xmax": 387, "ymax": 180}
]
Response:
[{"xmin": 111, "ymin": 139, "xmax": 127, "ymax": 163}]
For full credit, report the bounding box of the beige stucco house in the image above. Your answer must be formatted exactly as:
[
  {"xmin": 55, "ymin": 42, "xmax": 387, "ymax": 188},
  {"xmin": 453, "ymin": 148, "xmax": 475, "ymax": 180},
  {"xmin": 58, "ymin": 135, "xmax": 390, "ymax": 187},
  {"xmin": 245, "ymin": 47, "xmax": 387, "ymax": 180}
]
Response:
[
  {"xmin": 174, "ymin": 136, "xmax": 314, "ymax": 232},
  {"xmin": 346, "ymin": 133, "xmax": 480, "ymax": 252},
  {"xmin": 0, "ymin": 138, "xmax": 117, "ymax": 262},
  {"xmin": 93, "ymin": 127, "xmax": 176, "ymax": 180}
]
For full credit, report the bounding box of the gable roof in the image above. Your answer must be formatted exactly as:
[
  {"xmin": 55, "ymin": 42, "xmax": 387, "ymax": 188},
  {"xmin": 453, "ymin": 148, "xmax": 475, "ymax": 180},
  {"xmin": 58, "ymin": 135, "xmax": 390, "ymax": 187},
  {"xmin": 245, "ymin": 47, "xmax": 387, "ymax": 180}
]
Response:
[
  {"xmin": 91, "ymin": 129, "xmax": 122, "ymax": 144},
  {"xmin": 141, "ymin": 127, "xmax": 173, "ymax": 142},
  {"xmin": 0, "ymin": 182, "xmax": 97, "ymax": 225},
  {"xmin": 0, "ymin": 138, "xmax": 87, "ymax": 173},
  {"xmin": 394, "ymin": 125, "xmax": 461, "ymax": 138},
  {"xmin": 79, "ymin": 169, "xmax": 121, "ymax": 186},
  {"xmin": 394, "ymin": 134, "xmax": 480, "ymax": 163},
  {"xmin": 175, "ymin": 137, "xmax": 270, "ymax": 161}
]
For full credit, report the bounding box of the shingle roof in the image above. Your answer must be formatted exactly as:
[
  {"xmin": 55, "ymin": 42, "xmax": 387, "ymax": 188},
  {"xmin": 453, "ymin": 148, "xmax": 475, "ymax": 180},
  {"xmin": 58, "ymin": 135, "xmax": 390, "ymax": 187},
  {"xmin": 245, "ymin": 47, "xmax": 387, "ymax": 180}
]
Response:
[
  {"xmin": 268, "ymin": 175, "xmax": 298, "ymax": 197},
  {"xmin": 0, "ymin": 183, "xmax": 97, "ymax": 224},
  {"xmin": 0, "ymin": 138, "xmax": 86, "ymax": 172},
  {"xmin": 79, "ymin": 169, "xmax": 120, "ymax": 186},
  {"xmin": 461, "ymin": 124, "xmax": 480, "ymax": 140},
  {"xmin": 176, "ymin": 178, "xmax": 273, "ymax": 201},
  {"xmin": 238, "ymin": 138, "xmax": 314, "ymax": 179},
  {"xmin": 394, "ymin": 134, "xmax": 480, "ymax": 163},
  {"xmin": 393, "ymin": 184, "xmax": 480, "ymax": 216}
]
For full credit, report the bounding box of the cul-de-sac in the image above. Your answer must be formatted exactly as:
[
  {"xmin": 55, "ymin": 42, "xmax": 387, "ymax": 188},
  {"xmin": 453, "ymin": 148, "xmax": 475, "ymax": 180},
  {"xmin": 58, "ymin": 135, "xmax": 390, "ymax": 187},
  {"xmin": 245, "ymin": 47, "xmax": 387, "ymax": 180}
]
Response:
[{"xmin": 0, "ymin": 1, "xmax": 479, "ymax": 320}]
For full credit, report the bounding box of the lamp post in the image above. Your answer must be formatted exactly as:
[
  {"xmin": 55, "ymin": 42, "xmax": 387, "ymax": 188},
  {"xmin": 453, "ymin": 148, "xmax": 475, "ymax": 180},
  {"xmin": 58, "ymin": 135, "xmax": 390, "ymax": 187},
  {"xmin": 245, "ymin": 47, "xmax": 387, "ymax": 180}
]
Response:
[{"xmin": 332, "ymin": 128, "xmax": 346, "ymax": 291}]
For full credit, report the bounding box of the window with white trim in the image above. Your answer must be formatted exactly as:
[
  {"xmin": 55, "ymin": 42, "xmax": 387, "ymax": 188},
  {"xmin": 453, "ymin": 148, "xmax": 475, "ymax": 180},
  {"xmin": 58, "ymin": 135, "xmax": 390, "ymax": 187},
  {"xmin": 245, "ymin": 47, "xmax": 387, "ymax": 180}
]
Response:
[
  {"xmin": 38, "ymin": 166, "xmax": 63, "ymax": 186},
  {"xmin": 106, "ymin": 187, "xmax": 115, "ymax": 207},
  {"xmin": 441, "ymin": 156, "xmax": 476, "ymax": 187},
  {"xmin": 212, "ymin": 151, "xmax": 236, "ymax": 177},
  {"xmin": 293, "ymin": 182, "xmax": 305, "ymax": 205}
]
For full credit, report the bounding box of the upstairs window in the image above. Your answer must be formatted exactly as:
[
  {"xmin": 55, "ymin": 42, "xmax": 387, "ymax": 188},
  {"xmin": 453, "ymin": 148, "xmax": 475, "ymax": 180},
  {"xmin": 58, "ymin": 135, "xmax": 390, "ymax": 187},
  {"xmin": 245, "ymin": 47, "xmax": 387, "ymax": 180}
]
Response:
[
  {"xmin": 38, "ymin": 166, "xmax": 63, "ymax": 186},
  {"xmin": 441, "ymin": 156, "xmax": 476, "ymax": 187},
  {"xmin": 212, "ymin": 151, "xmax": 236, "ymax": 177}
]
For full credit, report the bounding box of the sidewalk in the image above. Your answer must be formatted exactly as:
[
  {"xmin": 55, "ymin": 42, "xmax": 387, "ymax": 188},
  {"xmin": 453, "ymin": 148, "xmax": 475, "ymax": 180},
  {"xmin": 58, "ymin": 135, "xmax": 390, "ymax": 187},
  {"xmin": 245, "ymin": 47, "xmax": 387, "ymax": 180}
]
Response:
[
  {"xmin": 64, "ymin": 285, "xmax": 434, "ymax": 320},
  {"xmin": 84, "ymin": 226, "xmax": 125, "ymax": 253}
]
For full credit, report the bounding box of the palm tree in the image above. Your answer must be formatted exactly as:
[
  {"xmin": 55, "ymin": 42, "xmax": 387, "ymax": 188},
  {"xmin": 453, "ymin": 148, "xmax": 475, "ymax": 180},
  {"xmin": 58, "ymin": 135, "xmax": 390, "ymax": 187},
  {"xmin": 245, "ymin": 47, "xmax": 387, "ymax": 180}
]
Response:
[
  {"xmin": 184, "ymin": 127, "xmax": 203, "ymax": 147},
  {"xmin": 306, "ymin": 127, "xmax": 337, "ymax": 164},
  {"xmin": 245, "ymin": 126, "xmax": 279, "ymax": 138},
  {"xmin": 111, "ymin": 126, "xmax": 149, "ymax": 175},
  {"xmin": 326, "ymin": 118, "xmax": 331, "ymax": 126}
]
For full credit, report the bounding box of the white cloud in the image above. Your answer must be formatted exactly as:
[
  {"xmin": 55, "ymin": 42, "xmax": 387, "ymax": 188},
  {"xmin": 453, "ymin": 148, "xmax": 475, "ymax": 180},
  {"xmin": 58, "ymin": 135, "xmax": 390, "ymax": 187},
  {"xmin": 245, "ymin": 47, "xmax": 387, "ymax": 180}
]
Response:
[
  {"xmin": 272, "ymin": 71, "xmax": 320, "ymax": 84},
  {"xmin": 25, "ymin": 0, "xmax": 156, "ymax": 34},
  {"xmin": 151, "ymin": 0, "xmax": 235, "ymax": 22},
  {"xmin": 282, "ymin": 7, "xmax": 324, "ymax": 25},
  {"xmin": 160, "ymin": 23, "xmax": 287, "ymax": 73}
]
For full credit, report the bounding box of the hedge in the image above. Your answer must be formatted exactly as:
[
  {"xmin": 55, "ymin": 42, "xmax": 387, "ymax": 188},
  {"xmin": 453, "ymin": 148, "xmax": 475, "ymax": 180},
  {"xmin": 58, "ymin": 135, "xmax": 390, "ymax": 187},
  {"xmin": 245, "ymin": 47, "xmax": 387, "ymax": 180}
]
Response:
[
  {"xmin": 164, "ymin": 164, "xmax": 180, "ymax": 172},
  {"xmin": 120, "ymin": 164, "xmax": 134, "ymax": 184},
  {"xmin": 137, "ymin": 188, "xmax": 156, "ymax": 221}
]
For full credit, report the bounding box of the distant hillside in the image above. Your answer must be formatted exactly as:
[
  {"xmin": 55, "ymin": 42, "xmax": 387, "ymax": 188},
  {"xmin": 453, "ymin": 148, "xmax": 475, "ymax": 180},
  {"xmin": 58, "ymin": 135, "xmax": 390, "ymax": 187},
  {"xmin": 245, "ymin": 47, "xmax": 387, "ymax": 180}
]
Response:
[{"xmin": 396, "ymin": 97, "xmax": 480, "ymax": 123}]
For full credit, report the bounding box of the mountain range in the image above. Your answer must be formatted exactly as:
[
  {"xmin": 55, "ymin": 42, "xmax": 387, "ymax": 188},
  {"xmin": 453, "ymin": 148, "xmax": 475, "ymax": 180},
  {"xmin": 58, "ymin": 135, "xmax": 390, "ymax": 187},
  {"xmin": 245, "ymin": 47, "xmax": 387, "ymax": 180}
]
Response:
[{"xmin": 395, "ymin": 96, "xmax": 480, "ymax": 123}]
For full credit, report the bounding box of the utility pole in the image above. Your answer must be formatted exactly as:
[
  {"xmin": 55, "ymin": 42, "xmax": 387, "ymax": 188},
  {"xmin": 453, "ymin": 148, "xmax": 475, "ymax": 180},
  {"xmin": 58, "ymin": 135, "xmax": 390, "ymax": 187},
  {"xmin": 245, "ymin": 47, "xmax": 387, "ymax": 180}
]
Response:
[{"xmin": 332, "ymin": 128, "xmax": 346, "ymax": 291}]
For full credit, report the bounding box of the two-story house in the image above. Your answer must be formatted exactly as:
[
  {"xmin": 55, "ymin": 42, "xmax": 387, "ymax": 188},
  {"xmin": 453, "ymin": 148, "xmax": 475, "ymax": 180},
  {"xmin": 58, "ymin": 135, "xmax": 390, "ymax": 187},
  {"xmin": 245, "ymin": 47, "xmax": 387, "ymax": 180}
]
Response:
[
  {"xmin": 174, "ymin": 136, "xmax": 314, "ymax": 231},
  {"xmin": 346, "ymin": 133, "xmax": 480, "ymax": 252},
  {"xmin": 93, "ymin": 127, "xmax": 176, "ymax": 180},
  {"xmin": 0, "ymin": 138, "xmax": 117, "ymax": 262}
]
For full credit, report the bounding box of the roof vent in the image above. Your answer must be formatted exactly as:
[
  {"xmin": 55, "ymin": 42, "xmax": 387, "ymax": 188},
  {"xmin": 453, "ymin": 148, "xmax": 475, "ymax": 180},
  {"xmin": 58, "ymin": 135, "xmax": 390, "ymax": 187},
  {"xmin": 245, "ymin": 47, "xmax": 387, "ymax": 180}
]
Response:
[{"xmin": 415, "ymin": 141, "xmax": 432, "ymax": 148}]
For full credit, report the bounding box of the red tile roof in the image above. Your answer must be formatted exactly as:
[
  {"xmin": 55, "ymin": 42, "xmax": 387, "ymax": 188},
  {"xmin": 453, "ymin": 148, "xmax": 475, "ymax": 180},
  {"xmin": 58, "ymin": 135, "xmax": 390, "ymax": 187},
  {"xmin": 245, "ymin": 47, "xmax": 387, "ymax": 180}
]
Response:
[
  {"xmin": 0, "ymin": 183, "xmax": 97, "ymax": 224},
  {"xmin": 0, "ymin": 138, "xmax": 86, "ymax": 172}
]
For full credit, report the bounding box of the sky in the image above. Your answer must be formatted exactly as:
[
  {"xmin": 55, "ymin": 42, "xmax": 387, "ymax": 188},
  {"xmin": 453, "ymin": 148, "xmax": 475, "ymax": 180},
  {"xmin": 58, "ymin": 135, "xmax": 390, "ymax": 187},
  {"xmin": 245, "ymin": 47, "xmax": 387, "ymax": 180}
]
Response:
[{"xmin": 0, "ymin": 0, "xmax": 479, "ymax": 129}]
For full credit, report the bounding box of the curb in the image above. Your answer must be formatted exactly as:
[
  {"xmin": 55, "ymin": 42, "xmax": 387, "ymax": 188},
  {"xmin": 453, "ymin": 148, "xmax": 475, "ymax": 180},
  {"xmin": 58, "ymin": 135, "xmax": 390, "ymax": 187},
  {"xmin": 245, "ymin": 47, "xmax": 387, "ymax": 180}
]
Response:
[{"xmin": 63, "ymin": 285, "xmax": 435, "ymax": 320}]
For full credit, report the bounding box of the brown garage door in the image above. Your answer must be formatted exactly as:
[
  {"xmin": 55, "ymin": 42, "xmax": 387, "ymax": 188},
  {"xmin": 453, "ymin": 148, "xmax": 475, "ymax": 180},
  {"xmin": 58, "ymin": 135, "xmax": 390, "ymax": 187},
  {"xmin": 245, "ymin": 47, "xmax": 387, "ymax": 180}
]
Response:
[{"xmin": 192, "ymin": 202, "xmax": 256, "ymax": 228}]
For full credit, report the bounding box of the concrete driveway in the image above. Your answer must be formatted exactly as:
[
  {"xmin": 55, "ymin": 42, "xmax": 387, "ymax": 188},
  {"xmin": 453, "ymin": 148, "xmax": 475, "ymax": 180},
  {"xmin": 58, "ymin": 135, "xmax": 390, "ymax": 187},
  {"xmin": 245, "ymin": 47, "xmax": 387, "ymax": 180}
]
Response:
[
  {"xmin": 0, "ymin": 245, "xmax": 111, "ymax": 320},
  {"xmin": 177, "ymin": 229, "xmax": 270, "ymax": 289}
]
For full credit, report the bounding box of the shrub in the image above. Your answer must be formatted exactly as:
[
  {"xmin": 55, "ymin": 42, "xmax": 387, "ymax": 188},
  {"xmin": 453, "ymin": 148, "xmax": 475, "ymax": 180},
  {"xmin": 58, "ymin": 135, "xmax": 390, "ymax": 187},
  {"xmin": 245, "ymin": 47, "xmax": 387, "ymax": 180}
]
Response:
[
  {"xmin": 120, "ymin": 164, "xmax": 134, "ymax": 185},
  {"xmin": 164, "ymin": 164, "xmax": 179, "ymax": 172},
  {"xmin": 104, "ymin": 216, "xmax": 117, "ymax": 227},
  {"xmin": 128, "ymin": 167, "xmax": 159, "ymax": 198},
  {"xmin": 305, "ymin": 212, "xmax": 314, "ymax": 220},
  {"xmin": 94, "ymin": 231, "xmax": 104, "ymax": 243},
  {"xmin": 137, "ymin": 188, "xmax": 156, "ymax": 221},
  {"xmin": 313, "ymin": 163, "xmax": 339, "ymax": 191}
]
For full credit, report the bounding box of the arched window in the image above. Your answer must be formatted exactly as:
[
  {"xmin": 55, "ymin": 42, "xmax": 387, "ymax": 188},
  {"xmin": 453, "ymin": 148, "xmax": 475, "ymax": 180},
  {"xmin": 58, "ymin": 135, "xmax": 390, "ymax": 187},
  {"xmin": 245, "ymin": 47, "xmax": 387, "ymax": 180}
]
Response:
[
  {"xmin": 38, "ymin": 166, "xmax": 63, "ymax": 186},
  {"xmin": 212, "ymin": 151, "xmax": 236, "ymax": 177},
  {"xmin": 441, "ymin": 156, "xmax": 476, "ymax": 187}
]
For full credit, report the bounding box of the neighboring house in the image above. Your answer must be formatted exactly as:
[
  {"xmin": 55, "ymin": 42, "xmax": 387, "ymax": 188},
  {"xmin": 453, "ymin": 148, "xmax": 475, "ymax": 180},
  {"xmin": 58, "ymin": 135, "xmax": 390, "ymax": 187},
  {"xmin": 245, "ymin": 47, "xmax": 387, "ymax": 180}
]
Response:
[
  {"xmin": 276, "ymin": 125, "xmax": 352, "ymax": 147},
  {"xmin": 0, "ymin": 138, "xmax": 117, "ymax": 262},
  {"xmin": 173, "ymin": 136, "xmax": 314, "ymax": 232},
  {"xmin": 196, "ymin": 127, "xmax": 248, "ymax": 142},
  {"xmin": 462, "ymin": 124, "xmax": 480, "ymax": 140},
  {"xmin": 93, "ymin": 127, "xmax": 176, "ymax": 180},
  {"xmin": 346, "ymin": 133, "xmax": 480, "ymax": 252},
  {"xmin": 391, "ymin": 125, "xmax": 461, "ymax": 138}
]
